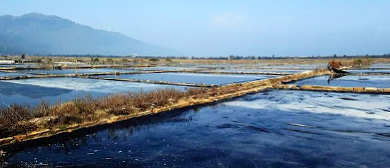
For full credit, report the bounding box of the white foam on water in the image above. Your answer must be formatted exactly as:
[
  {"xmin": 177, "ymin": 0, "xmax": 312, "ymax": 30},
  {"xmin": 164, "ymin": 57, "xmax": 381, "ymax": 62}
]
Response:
[{"xmin": 224, "ymin": 91, "xmax": 390, "ymax": 120}]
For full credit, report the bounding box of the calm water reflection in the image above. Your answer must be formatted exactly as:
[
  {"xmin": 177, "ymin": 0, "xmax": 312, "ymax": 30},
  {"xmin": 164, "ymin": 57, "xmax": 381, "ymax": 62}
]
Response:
[{"xmin": 0, "ymin": 78, "xmax": 188, "ymax": 107}]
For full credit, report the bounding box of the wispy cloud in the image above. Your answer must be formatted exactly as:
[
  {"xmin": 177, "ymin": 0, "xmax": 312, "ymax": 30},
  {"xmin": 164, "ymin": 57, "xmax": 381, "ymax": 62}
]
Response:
[{"xmin": 210, "ymin": 11, "xmax": 247, "ymax": 27}]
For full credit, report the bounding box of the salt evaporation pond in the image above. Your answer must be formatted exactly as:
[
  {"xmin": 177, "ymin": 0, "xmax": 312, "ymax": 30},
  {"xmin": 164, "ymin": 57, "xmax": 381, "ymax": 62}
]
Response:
[
  {"xmin": 255, "ymin": 63, "xmax": 326, "ymax": 70},
  {"xmin": 103, "ymin": 73, "xmax": 275, "ymax": 85},
  {"xmin": 211, "ymin": 68, "xmax": 305, "ymax": 74},
  {"xmin": 0, "ymin": 72, "xmax": 34, "ymax": 77},
  {"xmin": 294, "ymin": 75, "xmax": 390, "ymax": 88},
  {"xmin": 0, "ymin": 64, "xmax": 36, "ymax": 68},
  {"xmin": 19, "ymin": 68, "xmax": 137, "ymax": 74},
  {"xmin": 370, "ymin": 63, "xmax": 390, "ymax": 69},
  {"xmin": 4, "ymin": 90, "xmax": 390, "ymax": 167},
  {"xmin": 348, "ymin": 69, "xmax": 390, "ymax": 74},
  {"xmin": 132, "ymin": 66, "xmax": 202, "ymax": 71},
  {"xmin": 0, "ymin": 77, "xmax": 187, "ymax": 107}
]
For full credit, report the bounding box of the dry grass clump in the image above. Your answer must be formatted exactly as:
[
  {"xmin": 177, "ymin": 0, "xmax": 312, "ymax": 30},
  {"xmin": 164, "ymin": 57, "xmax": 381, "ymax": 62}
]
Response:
[
  {"xmin": 0, "ymin": 104, "xmax": 37, "ymax": 138},
  {"xmin": 328, "ymin": 60, "xmax": 342, "ymax": 69},
  {"xmin": 98, "ymin": 89, "xmax": 186, "ymax": 115},
  {"xmin": 333, "ymin": 58, "xmax": 373, "ymax": 68},
  {"xmin": 352, "ymin": 58, "xmax": 372, "ymax": 68}
]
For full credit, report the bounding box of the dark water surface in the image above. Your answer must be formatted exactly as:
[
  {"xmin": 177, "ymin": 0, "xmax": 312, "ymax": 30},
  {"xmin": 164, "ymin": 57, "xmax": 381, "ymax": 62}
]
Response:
[{"xmin": 3, "ymin": 90, "xmax": 390, "ymax": 167}]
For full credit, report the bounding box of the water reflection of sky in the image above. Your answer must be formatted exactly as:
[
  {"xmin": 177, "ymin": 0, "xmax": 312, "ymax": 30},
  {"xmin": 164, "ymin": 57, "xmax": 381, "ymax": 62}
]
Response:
[
  {"xmin": 0, "ymin": 72, "xmax": 34, "ymax": 77},
  {"xmin": 370, "ymin": 63, "xmax": 390, "ymax": 69},
  {"xmin": 294, "ymin": 75, "xmax": 390, "ymax": 88},
  {"xmin": 0, "ymin": 78, "xmax": 188, "ymax": 107},
  {"xmin": 103, "ymin": 73, "xmax": 275, "ymax": 85},
  {"xmin": 5, "ymin": 90, "xmax": 390, "ymax": 167},
  {"xmin": 18, "ymin": 68, "xmax": 137, "ymax": 74},
  {"xmin": 210, "ymin": 69, "xmax": 305, "ymax": 74}
]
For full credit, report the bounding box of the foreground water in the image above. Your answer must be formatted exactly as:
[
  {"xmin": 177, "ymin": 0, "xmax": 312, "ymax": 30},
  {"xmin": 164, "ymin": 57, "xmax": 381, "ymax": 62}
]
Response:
[
  {"xmin": 0, "ymin": 78, "xmax": 187, "ymax": 107},
  {"xmin": 4, "ymin": 90, "xmax": 390, "ymax": 167}
]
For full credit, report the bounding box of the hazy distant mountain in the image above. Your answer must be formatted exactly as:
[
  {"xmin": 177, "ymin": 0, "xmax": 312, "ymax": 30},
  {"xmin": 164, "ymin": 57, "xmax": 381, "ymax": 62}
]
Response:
[{"xmin": 0, "ymin": 13, "xmax": 182, "ymax": 56}]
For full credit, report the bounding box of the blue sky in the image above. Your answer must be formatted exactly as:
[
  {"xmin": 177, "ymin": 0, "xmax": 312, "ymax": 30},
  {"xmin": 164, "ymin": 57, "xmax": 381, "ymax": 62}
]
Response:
[{"xmin": 1, "ymin": 0, "xmax": 390, "ymax": 56}]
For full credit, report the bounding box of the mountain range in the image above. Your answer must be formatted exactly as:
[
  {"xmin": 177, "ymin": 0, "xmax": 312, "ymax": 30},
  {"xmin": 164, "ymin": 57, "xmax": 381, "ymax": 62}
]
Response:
[{"xmin": 0, "ymin": 13, "xmax": 182, "ymax": 56}]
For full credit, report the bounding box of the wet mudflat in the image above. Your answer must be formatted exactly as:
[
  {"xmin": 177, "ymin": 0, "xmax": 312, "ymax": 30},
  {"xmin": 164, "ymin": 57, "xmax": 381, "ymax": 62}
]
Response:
[
  {"xmin": 4, "ymin": 90, "xmax": 390, "ymax": 167},
  {"xmin": 294, "ymin": 75, "xmax": 390, "ymax": 88},
  {"xmin": 102, "ymin": 73, "xmax": 275, "ymax": 85},
  {"xmin": 0, "ymin": 78, "xmax": 187, "ymax": 107}
]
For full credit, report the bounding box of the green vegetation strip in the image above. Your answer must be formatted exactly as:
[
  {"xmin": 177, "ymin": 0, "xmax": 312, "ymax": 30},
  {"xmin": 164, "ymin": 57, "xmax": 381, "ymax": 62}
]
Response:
[{"xmin": 0, "ymin": 69, "xmax": 330, "ymax": 148}]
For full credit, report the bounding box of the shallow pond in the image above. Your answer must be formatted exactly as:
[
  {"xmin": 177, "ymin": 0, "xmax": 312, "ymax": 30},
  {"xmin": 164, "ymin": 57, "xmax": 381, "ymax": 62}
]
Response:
[
  {"xmin": 294, "ymin": 75, "xmax": 390, "ymax": 88},
  {"xmin": 0, "ymin": 72, "xmax": 34, "ymax": 77},
  {"xmin": 211, "ymin": 69, "xmax": 305, "ymax": 74},
  {"xmin": 3, "ymin": 90, "xmax": 390, "ymax": 167},
  {"xmin": 132, "ymin": 67, "xmax": 202, "ymax": 71},
  {"xmin": 0, "ymin": 78, "xmax": 187, "ymax": 107},
  {"xmin": 19, "ymin": 68, "xmax": 137, "ymax": 75},
  {"xmin": 102, "ymin": 73, "xmax": 275, "ymax": 85},
  {"xmin": 348, "ymin": 69, "xmax": 390, "ymax": 74},
  {"xmin": 0, "ymin": 64, "xmax": 36, "ymax": 68},
  {"xmin": 255, "ymin": 63, "xmax": 326, "ymax": 70},
  {"xmin": 370, "ymin": 63, "xmax": 390, "ymax": 69}
]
